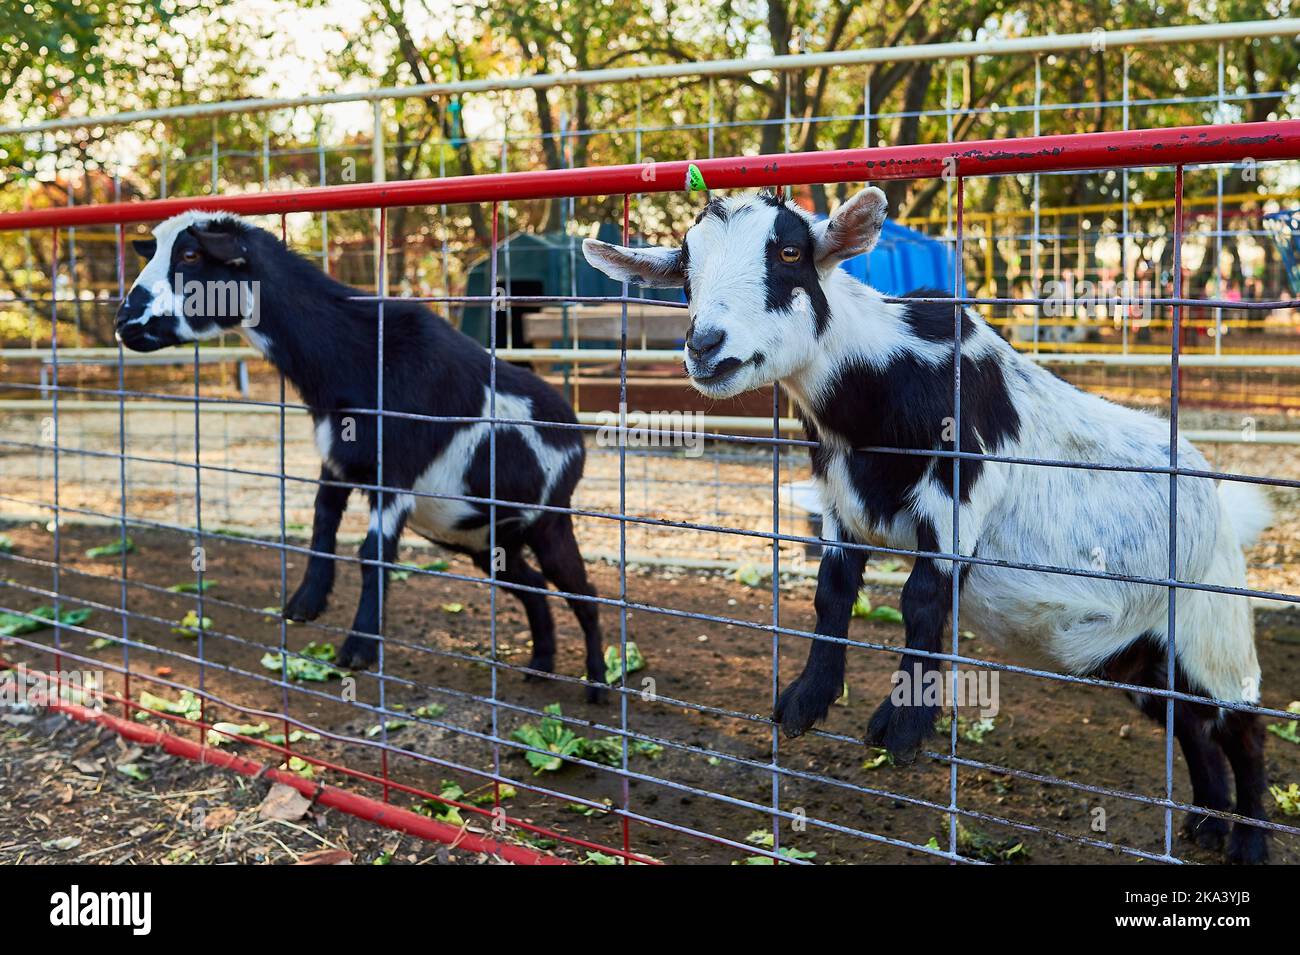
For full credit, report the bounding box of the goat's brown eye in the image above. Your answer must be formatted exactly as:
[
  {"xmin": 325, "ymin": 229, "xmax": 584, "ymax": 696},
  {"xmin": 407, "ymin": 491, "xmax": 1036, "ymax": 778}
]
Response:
[
  {"xmin": 181, "ymin": 249, "xmax": 201, "ymax": 264},
  {"xmin": 780, "ymin": 246, "xmax": 801, "ymax": 263}
]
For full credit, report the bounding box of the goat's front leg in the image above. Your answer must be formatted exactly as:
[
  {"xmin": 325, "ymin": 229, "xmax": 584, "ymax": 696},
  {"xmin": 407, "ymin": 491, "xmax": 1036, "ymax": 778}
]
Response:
[
  {"xmin": 338, "ymin": 493, "xmax": 411, "ymax": 670},
  {"xmin": 774, "ymin": 529, "xmax": 867, "ymax": 738},
  {"xmin": 285, "ymin": 465, "xmax": 351, "ymax": 622},
  {"xmin": 866, "ymin": 523, "xmax": 963, "ymax": 763}
]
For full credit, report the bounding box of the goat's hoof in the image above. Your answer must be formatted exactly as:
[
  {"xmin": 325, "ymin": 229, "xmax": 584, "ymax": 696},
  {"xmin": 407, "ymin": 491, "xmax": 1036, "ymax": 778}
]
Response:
[
  {"xmin": 336, "ymin": 635, "xmax": 378, "ymax": 670},
  {"xmin": 774, "ymin": 675, "xmax": 838, "ymax": 739},
  {"xmin": 865, "ymin": 697, "xmax": 933, "ymax": 765},
  {"xmin": 1227, "ymin": 824, "xmax": 1270, "ymax": 865},
  {"xmin": 1181, "ymin": 812, "xmax": 1229, "ymax": 852},
  {"xmin": 523, "ymin": 655, "xmax": 555, "ymax": 680},
  {"xmin": 284, "ymin": 584, "xmax": 329, "ymax": 622},
  {"xmin": 585, "ymin": 682, "xmax": 609, "ymax": 705}
]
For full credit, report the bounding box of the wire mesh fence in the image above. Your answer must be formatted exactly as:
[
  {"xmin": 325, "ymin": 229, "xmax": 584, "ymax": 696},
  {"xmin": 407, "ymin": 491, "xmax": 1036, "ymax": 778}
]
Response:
[
  {"xmin": 3, "ymin": 102, "xmax": 1300, "ymax": 862},
  {"xmin": 5, "ymin": 21, "xmax": 1300, "ymax": 562}
]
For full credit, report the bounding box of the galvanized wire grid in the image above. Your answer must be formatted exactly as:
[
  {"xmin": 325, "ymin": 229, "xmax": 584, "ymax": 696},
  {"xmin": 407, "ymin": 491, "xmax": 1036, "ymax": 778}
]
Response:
[
  {"xmin": 3, "ymin": 23, "xmax": 1300, "ymax": 862},
  {"xmin": 3, "ymin": 148, "xmax": 1300, "ymax": 864}
]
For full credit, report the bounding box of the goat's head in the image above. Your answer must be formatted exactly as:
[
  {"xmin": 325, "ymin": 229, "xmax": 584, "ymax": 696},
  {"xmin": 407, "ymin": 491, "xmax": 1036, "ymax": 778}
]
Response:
[
  {"xmin": 116, "ymin": 212, "xmax": 259, "ymax": 352},
  {"xmin": 582, "ymin": 187, "xmax": 887, "ymax": 397}
]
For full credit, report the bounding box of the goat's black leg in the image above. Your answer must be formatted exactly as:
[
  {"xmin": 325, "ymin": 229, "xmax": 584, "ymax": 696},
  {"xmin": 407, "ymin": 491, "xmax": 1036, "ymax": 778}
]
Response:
[
  {"xmin": 338, "ymin": 496, "xmax": 409, "ymax": 670},
  {"xmin": 285, "ymin": 465, "xmax": 351, "ymax": 622},
  {"xmin": 528, "ymin": 514, "xmax": 606, "ymax": 703},
  {"xmin": 1100, "ymin": 638, "xmax": 1240, "ymax": 857},
  {"xmin": 473, "ymin": 548, "xmax": 557, "ymax": 678},
  {"xmin": 774, "ymin": 535, "xmax": 867, "ymax": 738},
  {"xmin": 1152, "ymin": 699, "xmax": 1233, "ymax": 852},
  {"xmin": 1214, "ymin": 709, "xmax": 1271, "ymax": 864},
  {"xmin": 1175, "ymin": 718, "xmax": 1234, "ymax": 852},
  {"xmin": 866, "ymin": 525, "xmax": 955, "ymax": 763}
]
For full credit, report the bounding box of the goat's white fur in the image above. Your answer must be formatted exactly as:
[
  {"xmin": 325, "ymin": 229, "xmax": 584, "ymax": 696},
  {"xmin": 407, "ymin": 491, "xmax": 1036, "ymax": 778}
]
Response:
[
  {"xmin": 585, "ymin": 189, "xmax": 1268, "ymax": 705},
  {"xmin": 318, "ymin": 387, "xmax": 581, "ymax": 553}
]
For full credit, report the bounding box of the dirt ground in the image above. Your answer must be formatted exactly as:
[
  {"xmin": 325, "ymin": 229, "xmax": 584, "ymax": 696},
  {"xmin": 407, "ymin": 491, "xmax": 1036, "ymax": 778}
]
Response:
[
  {"xmin": 0, "ymin": 709, "xmax": 503, "ymax": 865},
  {"xmin": 3, "ymin": 523, "xmax": 1298, "ymax": 865}
]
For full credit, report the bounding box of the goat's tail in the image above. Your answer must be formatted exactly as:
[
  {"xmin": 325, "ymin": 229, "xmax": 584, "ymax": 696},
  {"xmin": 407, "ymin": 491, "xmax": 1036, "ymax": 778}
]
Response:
[{"xmin": 1218, "ymin": 480, "xmax": 1272, "ymax": 550}]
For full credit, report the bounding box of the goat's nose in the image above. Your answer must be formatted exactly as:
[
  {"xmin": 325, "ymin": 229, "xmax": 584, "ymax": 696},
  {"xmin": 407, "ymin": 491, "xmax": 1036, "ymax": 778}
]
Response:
[
  {"xmin": 115, "ymin": 286, "xmax": 147, "ymax": 329},
  {"xmin": 687, "ymin": 326, "xmax": 726, "ymax": 363}
]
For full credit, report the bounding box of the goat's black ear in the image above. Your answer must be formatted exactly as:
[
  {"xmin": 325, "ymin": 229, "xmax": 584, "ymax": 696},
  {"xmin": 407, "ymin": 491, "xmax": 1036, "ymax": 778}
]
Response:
[
  {"xmin": 132, "ymin": 238, "xmax": 157, "ymax": 259},
  {"xmin": 192, "ymin": 228, "xmax": 249, "ymax": 266}
]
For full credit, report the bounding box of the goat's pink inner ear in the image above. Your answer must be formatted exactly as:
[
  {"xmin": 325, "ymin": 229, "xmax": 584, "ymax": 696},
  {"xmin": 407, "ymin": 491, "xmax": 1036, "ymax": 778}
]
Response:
[{"xmin": 815, "ymin": 187, "xmax": 888, "ymax": 267}]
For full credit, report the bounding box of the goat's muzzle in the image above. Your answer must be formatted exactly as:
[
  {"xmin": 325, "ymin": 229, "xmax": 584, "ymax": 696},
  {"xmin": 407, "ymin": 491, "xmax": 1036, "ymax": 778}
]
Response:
[{"xmin": 114, "ymin": 287, "xmax": 167, "ymax": 352}]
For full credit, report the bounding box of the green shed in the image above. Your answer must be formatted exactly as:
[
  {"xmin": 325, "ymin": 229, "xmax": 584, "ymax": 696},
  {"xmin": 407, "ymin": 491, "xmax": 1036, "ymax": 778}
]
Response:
[{"xmin": 460, "ymin": 224, "xmax": 682, "ymax": 348}]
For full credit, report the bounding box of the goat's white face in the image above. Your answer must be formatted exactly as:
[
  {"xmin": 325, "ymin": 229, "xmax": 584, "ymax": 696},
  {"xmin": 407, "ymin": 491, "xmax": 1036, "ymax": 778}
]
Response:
[{"xmin": 582, "ymin": 187, "xmax": 888, "ymax": 398}]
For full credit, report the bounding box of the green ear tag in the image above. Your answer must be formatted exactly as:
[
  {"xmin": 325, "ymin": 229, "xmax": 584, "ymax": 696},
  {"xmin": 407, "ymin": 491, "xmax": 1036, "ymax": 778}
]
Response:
[{"xmin": 685, "ymin": 163, "xmax": 708, "ymax": 192}]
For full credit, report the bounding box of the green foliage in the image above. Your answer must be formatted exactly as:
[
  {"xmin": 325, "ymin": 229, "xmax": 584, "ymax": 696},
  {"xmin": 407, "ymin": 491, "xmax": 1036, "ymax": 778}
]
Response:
[
  {"xmin": 84, "ymin": 537, "xmax": 133, "ymax": 559},
  {"xmin": 166, "ymin": 580, "xmax": 214, "ymax": 594},
  {"xmin": 260, "ymin": 641, "xmax": 346, "ymax": 681},
  {"xmin": 170, "ymin": 609, "xmax": 212, "ymax": 636},
  {"xmin": 511, "ymin": 703, "xmax": 662, "ymax": 774},
  {"xmin": 206, "ymin": 721, "xmax": 271, "ymax": 746},
  {"xmin": 1271, "ymin": 783, "xmax": 1300, "ymax": 816},
  {"xmin": 927, "ymin": 819, "xmax": 1029, "ymax": 863},
  {"xmin": 851, "ymin": 593, "xmax": 905, "ymax": 624},
  {"xmin": 467, "ymin": 784, "xmax": 516, "ymax": 806},
  {"xmin": 511, "ymin": 703, "xmax": 586, "ymax": 773},
  {"xmin": 735, "ymin": 829, "xmax": 817, "ymax": 864},
  {"xmin": 566, "ymin": 798, "xmax": 613, "ymax": 816},
  {"xmin": 137, "ymin": 688, "xmax": 202, "ymax": 721},
  {"xmin": 603, "ymin": 641, "xmax": 647, "ymax": 682},
  {"xmin": 283, "ymin": 756, "xmax": 316, "ymax": 779},
  {"xmin": 0, "ymin": 605, "xmax": 90, "ymax": 637},
  {"xmin": 390, "ymin": 559, "xmax": 449, "ymax": 581},
  {"xmin": 1267, "ymin": 702, "xmax": 1300, "ymax": 745},
  {"xmin": 862, "ymin": 747, "xmax": 893, "ymax": 770},
  {"xmin": 935, "ymin": 714, "xmax": 997, "ymax": 743},
  {"xmin": 415, "ymin": 780, "xmax": 468, "ymax": 825},
  {"xmin": 365, "ymin": 719, "xmax": 411, "ymax": 737}
]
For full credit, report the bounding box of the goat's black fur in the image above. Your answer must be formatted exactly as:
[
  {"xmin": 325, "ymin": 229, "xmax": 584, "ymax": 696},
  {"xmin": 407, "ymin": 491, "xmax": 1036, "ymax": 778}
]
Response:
[{"xmin": 117, "ymin": 215, "xmax": 605, "ymax": 698}]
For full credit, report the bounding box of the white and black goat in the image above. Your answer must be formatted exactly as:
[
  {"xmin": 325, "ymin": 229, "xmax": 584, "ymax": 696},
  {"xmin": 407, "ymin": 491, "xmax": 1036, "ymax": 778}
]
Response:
[
  {"xmin": 584, "ymin": 189, "xmax": 1274, "ymax": 862},
  {"xmin": 117, "ymin": 211, "xmax": 606, "ymax": 700}
]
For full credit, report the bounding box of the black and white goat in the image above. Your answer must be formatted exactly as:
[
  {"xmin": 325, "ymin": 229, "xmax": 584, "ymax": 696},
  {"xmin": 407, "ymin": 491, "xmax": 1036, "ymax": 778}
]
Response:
[
  {"xmin": 116, "ymin": 211, "xmax": 606, "ymax": 699},
  {"xmin": 584, "ymin": 189, "xmax": 1274, "ymax": 862}
]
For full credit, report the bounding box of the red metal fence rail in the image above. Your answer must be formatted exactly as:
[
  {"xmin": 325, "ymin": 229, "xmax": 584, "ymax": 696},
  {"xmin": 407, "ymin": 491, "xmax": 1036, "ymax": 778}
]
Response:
[
  {"xmin": 2, "ymin": 121, "xmax": 1300, "ymax": 865},
  {"xmin": 1, "ymin": 121, "xmax": 1297, "ymax": 228}
]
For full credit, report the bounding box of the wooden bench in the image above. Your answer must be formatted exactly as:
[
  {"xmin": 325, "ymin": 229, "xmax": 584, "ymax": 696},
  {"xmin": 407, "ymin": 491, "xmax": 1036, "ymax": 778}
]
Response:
[
  {"xmin": 40, "ymin": 351, "xmax": 251, "ymax": 397},
  {"xmin": 524, "ymin": 303, "xmax": 688, "ymax": 348}
]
